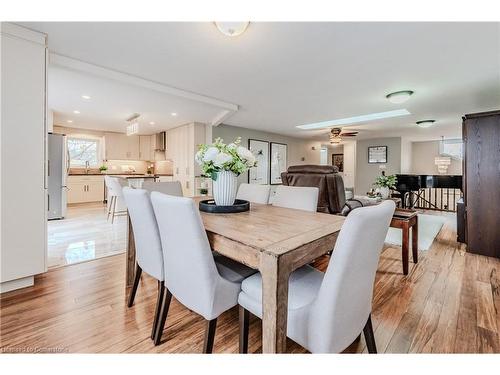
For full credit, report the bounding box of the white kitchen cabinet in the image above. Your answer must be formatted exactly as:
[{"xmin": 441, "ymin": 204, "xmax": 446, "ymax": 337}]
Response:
[
  {"xmin": 1, "ymin": 24, "xmax": 47, "ymax": 292},
  {"xmin": 126, "ymin": 135, "xmax": 140, "ymax": 159},
  {"xmin": 166, "ymin": 123, "xmax": 207, "ymax": 197},
  {"xmin": 67, "ymin": 176, "xmax": 104, "ymax": 203},
  {"xmin": 139, "ymin": 135, "xmax": 152, "ymax": 161},
  {"xmin": 105, "ymin": 132, "xmax": 140, "ymax": 160}
]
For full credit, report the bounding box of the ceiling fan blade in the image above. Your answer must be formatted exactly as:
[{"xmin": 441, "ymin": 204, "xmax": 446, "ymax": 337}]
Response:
[{"xmin": 340, "ymin": 132, "xmax": 359, "ymax": 136}]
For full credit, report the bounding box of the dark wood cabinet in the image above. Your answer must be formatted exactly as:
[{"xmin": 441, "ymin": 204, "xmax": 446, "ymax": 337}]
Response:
[{"xmin": 462, "ymin": 110, "xmax": 500, "ymax": 258}]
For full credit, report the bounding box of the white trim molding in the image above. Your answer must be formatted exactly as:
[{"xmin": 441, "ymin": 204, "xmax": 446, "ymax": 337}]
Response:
[{"xmin": 1, "ymin": 22, "xmax": 47, "ymax": 45}]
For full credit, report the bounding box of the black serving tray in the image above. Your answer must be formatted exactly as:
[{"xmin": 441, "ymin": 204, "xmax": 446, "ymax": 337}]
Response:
[{"xmin": 199, "ymin": 199, "xmax": 250, "ymax": 213}]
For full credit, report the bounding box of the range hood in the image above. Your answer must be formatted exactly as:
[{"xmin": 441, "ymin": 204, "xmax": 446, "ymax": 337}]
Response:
[{"xmin": 155, "ymin": 132, "xmax": 166, "ymax": 151}]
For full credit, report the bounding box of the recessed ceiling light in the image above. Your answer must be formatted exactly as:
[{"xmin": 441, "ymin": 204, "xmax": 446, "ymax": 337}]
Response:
[
  {"xmin": 214, "ymin": 22, "xmax": 250, "ymax": 37},
  {"xmin": 67, "ymin": 120, "xmax": 73, "ymax": 123},
  {"xmin": 416, "ymin": 120, "xmax": 436, "ymax": 128},
  {"xmin": 73, "ymin": 110, "xmax": 80, "ymax": 114},
  {"xmin": 149, "ymin": 122, "xmax": 155, "ymax": 125},
  {"xmin": 386, "ymin": 90, "xmax": 414, "ymax": 104},
  {"xmin": 171, "ymin": 112, "xmax": 177, "ymax": 117},
  {"xmin": 297, "ymin": 109, "xmax": 411, "ymax": 130},
  {"xmin": 81, "ymin": 95, "xmax": 91, "ymax": 100}
]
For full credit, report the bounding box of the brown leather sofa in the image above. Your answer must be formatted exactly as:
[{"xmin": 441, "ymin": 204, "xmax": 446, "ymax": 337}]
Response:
[{"xmin": 280, "ymin": 165, "xmax": 362, "ymax": 215}]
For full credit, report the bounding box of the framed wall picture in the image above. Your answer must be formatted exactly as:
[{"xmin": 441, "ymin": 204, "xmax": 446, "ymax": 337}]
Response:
[
  {"xmin": 368, "ymin": 146, "xmax": 387, "ymax": 164},
  {"xmin": 332, "ymin": 153, "xmax": 344, "ymax": 172},
  {"xmin": 270, "ymin": 142, "xmax": 287, "ymax": 184},
  {"xmin": 248, "ymin": 139, "xmax": 269, "ymax": 184}
]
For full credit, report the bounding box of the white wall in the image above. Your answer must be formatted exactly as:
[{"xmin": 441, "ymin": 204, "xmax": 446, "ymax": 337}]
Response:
[
  {"xmin": 1, "ymin": 24, "xmax": 47, "ymax": 292},
  {"xmin": 400, "ymin": 137, "xmax": 413, "ymax": 173},
  {"xmin": 213, "ymin": 124, "xmax": 323, "ymax": 185},
  {"xmin": 355, "ymin": 137, "xmax": 402, "ymax": 195},
  {"xmin": 342, "ymin": 142, "xmax": 356, "ymax": 188},
  {"xmin": 411, "ymin": 140, "xmax": 462, "ymax": 175}
]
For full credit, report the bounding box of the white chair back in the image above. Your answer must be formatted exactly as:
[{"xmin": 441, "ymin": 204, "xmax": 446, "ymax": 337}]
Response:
[
  {"xmin": 105, "ymin": 176, "xmax": 124, "ymax": 197},
  {"xmin": 308, "ymin": 200, "xmax": 395, "ymax": 353},
  {"xmin": 150, "ymin": 192, "xmax": 224, "ymax": 320},
  {"xmin": 272, "ymin": 185, "xmax": 319, "ymax": 212},
  {"xmin": 142, "ymin": 180, "xmax": 183, "ymax": 197},
  {"xmin": 236, "ymin": 183, "xmax": 271, "ymax": 204},
  {"xmin": 122, "ymin": 187, "xmax": 164, "ymax": 281}
]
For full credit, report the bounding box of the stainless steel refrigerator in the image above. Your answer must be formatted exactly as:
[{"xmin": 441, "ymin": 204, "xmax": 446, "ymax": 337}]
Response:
[{"xmin": 47, "ymin": 133, "xmax": 69, "ymax": 220}]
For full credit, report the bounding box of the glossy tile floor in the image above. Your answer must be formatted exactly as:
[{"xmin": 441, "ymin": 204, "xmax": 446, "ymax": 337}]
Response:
[{"xmin": 47, "ymin": 202, "xmax": 127, "ymax": 268}]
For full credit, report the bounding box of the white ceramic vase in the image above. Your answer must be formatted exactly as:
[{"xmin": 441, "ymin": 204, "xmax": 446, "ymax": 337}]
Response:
[
  {"xmin": 213, "ymin": 170, "xmax": 237, "ymax": 206},
  {"xmin": 378, "ymin": 186, "xmax": 390, "ymax": 199}
]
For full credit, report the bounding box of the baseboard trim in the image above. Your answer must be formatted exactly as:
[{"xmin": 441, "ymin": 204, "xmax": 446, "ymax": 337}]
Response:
[{"xmin": 0, "ymin": 276, "xmax": 34, "ymax": 294}]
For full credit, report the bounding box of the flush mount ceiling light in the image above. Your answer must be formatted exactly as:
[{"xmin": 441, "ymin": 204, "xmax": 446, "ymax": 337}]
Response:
[
  {"xmin": 149, "ymin": 121, "xmax": 155, "ymax": 125},
  {"xmin": 416, "ymin": 119, "xmax": 436, "ymax": 128},
  {"xmin": 171, "ymin": 112, "xmax": 177, "ymax": 116},
  {"xmin": 81, "ymin": 95, "xmax": 91, "ymax": 100},
  {"xmin": 67, "ymin": 120, "xmax": 73, "ymax": 123},
  {"xmin": 73, "ymin": 110, "xmax": 80, "ymax": 114},
  {"xmin": 386, "ymin": 90, "xmax": 414, "ymax": 104},
  {"xmin": 214, "ymin": 22, "xmax": 250, "ymax": 37},
  {"xmin": 297, "ymin": 109, "xmax": 410, "ymax": 130}
]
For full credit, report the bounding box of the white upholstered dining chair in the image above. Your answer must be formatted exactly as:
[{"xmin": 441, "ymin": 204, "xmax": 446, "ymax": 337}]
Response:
[
  {"xmin": 272, "ymin": 185, "xmax": 319, "ymax": 212},
  {"xmin": 150, "ymin": 192, "xmax": 256, "ymax": 352},
  {"xmin": 142, "ymin": 180, "xmax": 183, "ymax": 196},
  {"xmin": 236, "ymin": 183, "xmax": 271, "ymax": 204},
  {"xmin": 238, "ymin": 200, "xmax": 396, "ymax": 353},
  {"xmin": 122, "ymin": 187, "xmax": 165, "ymax": 340}
]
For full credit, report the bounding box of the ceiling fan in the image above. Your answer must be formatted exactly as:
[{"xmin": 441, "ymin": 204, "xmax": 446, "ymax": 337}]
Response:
[{"xmin": 329, "ymin": 127, "xmax": 359, "ymax": 144}]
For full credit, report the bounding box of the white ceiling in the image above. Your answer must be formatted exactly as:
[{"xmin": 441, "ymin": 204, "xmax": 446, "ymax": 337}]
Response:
[
  {"xmin": 24, "ymin": 22, "xmax": 500, "ymax": 141},
  {"xmin": 49, "ymin": 66, "xmax": 224, "ymax": 134}
]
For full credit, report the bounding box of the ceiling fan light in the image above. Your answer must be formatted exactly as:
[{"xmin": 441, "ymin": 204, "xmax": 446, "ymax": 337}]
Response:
[
  {"xmin": 214, "ymin": 22, "xmax": 250, "ymax": 37},
  {"xmin": 386, "ymin": 90, "xmax": 414, "ymax": 104},
  {"xmin": 416, "ymin": 119, "xmax": 436, "ymax": 128}
]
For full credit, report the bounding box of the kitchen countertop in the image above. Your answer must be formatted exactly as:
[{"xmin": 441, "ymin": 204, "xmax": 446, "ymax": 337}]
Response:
[{"xmin": 68, "ymin": 173, "xmax": 169, "ymax": 178}]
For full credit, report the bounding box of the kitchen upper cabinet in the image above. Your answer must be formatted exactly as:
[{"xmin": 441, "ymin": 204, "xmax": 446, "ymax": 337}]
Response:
[
  {"xmin": 105, "ymin": 132, "xmax": 140, "ymax": 160},
  {"xmin": 126, "ymin": 135, "xmax": 140, "ymax": 159},
  {"xmin": 139, "ymin": 135, "xmax": 152, "ymax": 161}
]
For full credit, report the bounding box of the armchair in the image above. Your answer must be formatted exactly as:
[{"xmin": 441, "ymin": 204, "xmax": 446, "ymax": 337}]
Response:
[{"xmin": 280, "ymin": 165, "xmax": 362, "ymax": 215}]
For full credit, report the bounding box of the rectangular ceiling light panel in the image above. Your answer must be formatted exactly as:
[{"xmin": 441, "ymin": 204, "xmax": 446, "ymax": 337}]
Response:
[{"xmin": 296, "ymin": 109, "xmax": 411, "ymax": 130}]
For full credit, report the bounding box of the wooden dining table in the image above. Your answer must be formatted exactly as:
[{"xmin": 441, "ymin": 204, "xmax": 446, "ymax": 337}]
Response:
[{"xmin": 125, "ymin": 197, "xmax": 345, "ymax": 353}]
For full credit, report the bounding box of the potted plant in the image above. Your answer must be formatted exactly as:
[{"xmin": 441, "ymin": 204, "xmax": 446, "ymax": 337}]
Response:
[
  {"xmin": 99, "ymin": 165, "xmax": 108, "ymax": 174},
  {"xmin": 195, "ymin": 137, "xmax": 256, "ymax": 206},
  {"xmin": 373, "ymin": 173, "xmax": 397, "ymax": 199}
]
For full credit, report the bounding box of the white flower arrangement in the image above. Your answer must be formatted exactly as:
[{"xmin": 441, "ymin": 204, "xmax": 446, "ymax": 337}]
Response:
[{"xmin": 195, "ymin": 137, "xmax": 257, "ymax": 180}]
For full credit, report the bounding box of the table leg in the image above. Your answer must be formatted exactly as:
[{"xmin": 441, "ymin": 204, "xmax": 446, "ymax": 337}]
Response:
[
  {"xmin": 126, "ymin": 214, "xmax": 136, "ymax": 287},
  {"xmin": 412, "ymin": 217, "xmax": 418, "ymax": 264},
  {"xmin": 402, "ymin": 222, "xmax": 409, "ymax": 275},
  {"xmin": 260, "ymin": 253, "xmax": 290, "ymax": 353}
]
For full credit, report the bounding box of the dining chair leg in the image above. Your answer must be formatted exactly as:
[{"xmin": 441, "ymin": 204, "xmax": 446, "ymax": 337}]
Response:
[
  {"xmin": 363, "ymin": 314, "xmax": 377, "ymax": 354},
  {"xmin": 203, "ymin": 318, "xmax": 218, "ymax": 354},
  {"xmin": 151, "ymin": 281, "xmax": 165, "ymax": 340},
  {"xmin": 111, "ymin": 196, "xmax": 117, "ymax": 224},
  {"xmin": 239, "ymin": 306, "xmax": 249, "ymax": 354},
  {"xmin": 107, "ymin": 196, "xmax": 114, "ymax": 221},
  {"xmin": 127, "ymin": 264, "xmax": 142, "ymax": 307},
  {"xmin": 153, "ymin": 288, "xmax": 172, "ymax": 346}
]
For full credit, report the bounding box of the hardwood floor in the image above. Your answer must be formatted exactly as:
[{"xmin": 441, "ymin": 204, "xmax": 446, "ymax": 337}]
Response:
[
  {"xmin": 47, "ymin": 202, "xmax": 126, "ymax": 268},
  {"xmin": 1, "ymin": 212, "xmax": 499, "ymax": 353}
]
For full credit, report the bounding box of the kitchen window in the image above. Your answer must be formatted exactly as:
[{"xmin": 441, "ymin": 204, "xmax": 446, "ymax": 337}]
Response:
[{"xmin": 68, "ymin": 137, "xmax": 102, "ymax": 168}]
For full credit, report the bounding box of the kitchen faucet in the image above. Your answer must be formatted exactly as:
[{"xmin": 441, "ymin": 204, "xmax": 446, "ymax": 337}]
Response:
[{"xmin": 85, "ymin": 161, "xmax": 90, "ymax": 174}]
